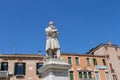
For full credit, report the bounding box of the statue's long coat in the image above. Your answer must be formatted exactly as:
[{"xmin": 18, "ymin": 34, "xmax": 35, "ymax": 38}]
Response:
[{"xmin": 45, "ymin": 27, "xmax": 60, "ymax": 51}]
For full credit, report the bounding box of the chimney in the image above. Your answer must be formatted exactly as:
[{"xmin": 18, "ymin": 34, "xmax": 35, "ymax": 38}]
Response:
[{"xmin": 107, "ymin": 40, "xmax": 112, "ymax": 46}]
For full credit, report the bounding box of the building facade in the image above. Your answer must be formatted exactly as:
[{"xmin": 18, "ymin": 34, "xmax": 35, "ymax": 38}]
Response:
[
  {"xmin": 88, "ymin": 41, "xmax": 120, "ymax": 80},
  {"xmin": 0, "ymin": 54, "xmax": 43, "ymax": 80},
  {"xmin": 0, "ymin": 41, "xmax": 119, "ymax": 80},
  {"xmin": 61, "ymin": 53, "xmax": 110, "ymax": 80}
]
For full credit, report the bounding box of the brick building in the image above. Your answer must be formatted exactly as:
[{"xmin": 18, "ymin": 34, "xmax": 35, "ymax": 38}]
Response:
[
  {"xmin": 0, "ymin": 54, "xmax": 43, "ymax": 80},
  {"xmin": 0, "ymin": 41, "xmax": 119, "ymax": 80},
  {"xmin": 87, "ymin": 41, "xmax": 120, "ymax": 80},
  {"xmin": 61, "ymin": 53, "xmax": 109, "ymax": 80}
]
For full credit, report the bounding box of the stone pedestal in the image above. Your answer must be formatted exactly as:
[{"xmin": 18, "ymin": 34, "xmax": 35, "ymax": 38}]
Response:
[{"xmin": 38, "ymin": 58, "xmax": 71, "ymax": 80}]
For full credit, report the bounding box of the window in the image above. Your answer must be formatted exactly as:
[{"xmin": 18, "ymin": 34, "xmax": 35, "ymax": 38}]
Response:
[
  {"xmin": 105, "ymin": 72, "xmax": 110, "ymax": 80},
  {"xmin": 95, "ymin": 72, "xmax": 100, "ymax": 80},
  {"xmin": 102, "ymin": 59, "xmax": 106, "ymax": 66},
  {"xmin": 75, "ymin": 57, "xmax": 79, "ymax": 65},
  {"xmin": 36, "ymin": 63, "xmax": 43, "ymax": 75},
  {"xmin": 118, "ymin": 56, "xmax": 120, "ymax": 60},
  {"xmin": 109, "ymin": 63, "xmax": 114, "ymax": 73},
  {"xmin": 0, "ymin": 62, "xmax": 8, "ymax": 71},
  {"xmin": 78, "ymin": 72, "xmax": 82, "ymax": 79},
  {"xmin": 86, "ymin": 58, "xmax": 90, "ymax": 65},
  {"xmin": 109, "ymin": 63, "xmax": 113, "ymax": 70},
  {"xmin": 93, "ymin": 58, "xmax": 97, "ymax": 65},
  {"xmin": 14, "ymin": 63, "xmax": 26, "ymax": 76},
  {"xmin": 105, "ymin": 47, "xmax": 108, "ymax": 50},
  {"xmin": 113, "ymin": 75, "xmax": 118, "ymax": 80},
  {"xmin": 88, "ymin": 72, "xmax": 92, "ymax": 78},
  {"xmin": 106, "ymin": 55, "xmax": 110, "ymax": 60},
  {"xmin": 70, "ymin": 71, "xmax": 74, "ymax": 80},
  {"xmin": 79, "ymin": 71, "xmax": 92, "ymax": 79},
  {"xmin": 115, "ymin": 47, "xmax": 118, "ymax": 51},
  {"xmin": 68, "ymin": 57, "xmax": 72, "ymax": 64},
  {"xmin": 83, "ymin": 72, "xmax": 87, "ymax": 79}
]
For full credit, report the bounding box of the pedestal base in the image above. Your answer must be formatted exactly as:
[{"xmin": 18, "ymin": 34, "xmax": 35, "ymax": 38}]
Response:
[{"xmin": 38, "ymin": 58, "xmax": 71, "ymax": 80}]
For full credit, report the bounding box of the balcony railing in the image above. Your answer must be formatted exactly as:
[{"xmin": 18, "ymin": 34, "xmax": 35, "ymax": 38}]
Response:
[
  {"xmin": 79, "ymin": 78, "xmax": 95, "ymax": 80},
  {"xmin": 0, "ymin": 71, "xmax": 8, "ymax": 77}
]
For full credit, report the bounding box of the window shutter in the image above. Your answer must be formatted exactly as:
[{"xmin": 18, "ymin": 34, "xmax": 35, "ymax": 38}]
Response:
[
  {"xmin": 23, "ymin": 63, "xmax": 26, "ymax": 75},
  {"xmin": 103, "ymin": 59, "xmax": 106, "ymax": 66},
  {"xmin": 84, "ymin": 72, "xmax": 87, "ymax": 78},
  {"xmin": 36, "ymin": 63, "xmax": 43, "ymax": 75},
  {"xmin": 36, "ymin": 63, "xmax": 38, "ymax": 75},
  {"xmin": 109, "ymin": 63, "xmax": 113, "ymax": 70},
  {"xmin": 1, "ymin": 62, "xmax": 3, "ymax": 70},
  {"xmin": 0, "ymin": 62, "xmax": 1, "ymax": 70},
  {"xmin": 68, "ymin": 57, "xmax": 72, "ymax": 64},
  {"xmin": 70, "ymin": 71, "xmax": 74, "ymax": 80},
  {"xmin": 79, "ymin": 72, "xmax": 82, "ymax": 78},
  {"xmin": 6, "ymin": 62, "xmax": 8, "ymax": 71},
  {"xmin": 2, "ymin": 62, "xmax": 8, "ymax": 71},
  {"xmin": 88, "ymin": 72, "xmax": 92, "ymax": 78},
  {"xmin": 14, "ymin": 63, "xmax": 17, "ymax": 75}
]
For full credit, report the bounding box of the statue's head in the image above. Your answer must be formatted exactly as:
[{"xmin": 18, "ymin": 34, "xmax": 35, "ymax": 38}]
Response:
[{"xmin": 49, "ymin": 21, "xmax": 54, "ymax": 28}]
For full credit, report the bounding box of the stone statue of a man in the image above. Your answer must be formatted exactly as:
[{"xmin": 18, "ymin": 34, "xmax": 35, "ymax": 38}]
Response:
[{"xmin": 45, "ymin": 21, "xmax": 60, "ymax": 58}]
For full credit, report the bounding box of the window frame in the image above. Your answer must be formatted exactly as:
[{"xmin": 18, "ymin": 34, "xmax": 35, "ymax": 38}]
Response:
[
  {"xmin": 75, "ymin": 57, "xmax": 79, "ymax": 65},
  {"xmin": 102, "ymin": 59, "xmax": 106, "ymax": 66},
  {"xmin": 0, "ymin": 62, "xmax": 8, "ymax": 71},
  {"xmin": 69, "ymin": 71, "xmax": 74, "ymax": 80},
  {"xmin": 93, "ymin": 58, "xmax": 98, "ymax": 66},
  {"xmin": 88, "ymin": 72, "xmax": 92, "ymax": 78},
  {"xmin": 36, "ymin": 63, "xmax": 43, "ymax": 75},
  {"xmin": 68, "ymin": 57, "xmax": 72, "ymax": 64},
  {"xmin": 86, "ymin": 58, "xmax": 91, "ymax": 65},
  {"xmin": 105, "ymin": 71, "xmax": 110, "ymax": 80},
  {"xmin": 83, "ymin": 72, "xmax": 87, "ymax": 79},
  {"xmin": 78, "ymin": 72, "xmax": 82, "ymax": 79},
  {"xmin": 14, "ymin": 62, "xmax": 26, "ymax": 76},
  {"xmin": 118, "ymin": 56, "xmax": 120, "ymax": 60},
  {"xmin": 95, "ymin": 71, "xmax": 101, "ymax": 80}
]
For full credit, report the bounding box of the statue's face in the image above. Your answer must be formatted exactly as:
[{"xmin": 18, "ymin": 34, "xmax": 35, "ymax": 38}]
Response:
[
  {"xmin": 49, "ymin": 22, "xmax": 54, "ymax": 28},
  {"xmin": 50, "ymin": 24, "xmax": 54, "ymax": 28}
]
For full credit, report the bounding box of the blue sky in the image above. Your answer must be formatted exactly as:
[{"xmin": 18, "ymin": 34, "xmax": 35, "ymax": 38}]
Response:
[{"xmin": 0, "ymin": 0, "xmax": 120, "ymax": 55}]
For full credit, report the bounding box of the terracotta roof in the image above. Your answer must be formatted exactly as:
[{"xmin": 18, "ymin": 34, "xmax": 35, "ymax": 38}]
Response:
[
  {"xmin": 87, "ymin": 44, "xmax": 119, "ymax": 54},
  {"xmin": 0, "ymin": 53, "xmax": 44, "ymax": 59},
  {"xmin": 0, "ymin": 53, "xmax": 105, "ymax": 58}
]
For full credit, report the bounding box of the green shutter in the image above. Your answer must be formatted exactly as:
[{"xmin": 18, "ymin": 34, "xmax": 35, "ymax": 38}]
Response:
[
  {"xmin": 76, "ymin": 57, "xmax": 79, "ymax": 65},
  {"xmin": 83, "ymin": 72, "xmax": 87, "ymax": 78},
  {"xmin": 88, "ymin": 72, "xmax": 92, "ymax": 78},
  {"xmin": 70, "ymin": 71, "xmax": 74, "ymax": 80},
  {"xmin": 95, "ymin": 59, "xmax": 98, "ymax": 65},
  {"xmin": 105, "ymin": 72, "xmax": 110, "ymax": 80},
  {"xmin": 6, "ymin": 62, "xmax": 8, "ymax": 71},
  {"xmin": 68, "ymin": 57, "xmax": 72, "ymax": 64},
  {"xmin": 79, "ymin": 72, "xmax": 82, "ymax": 78},
  {"xmin": 23, "ymin": 63, "xmax": 26, "ymax": 75},
  {"xmin": 86, "ymin": 58, "xmax": 90, "ymax": 65},
  {"xmin": 93, "ymin": 58, "xmax": 97, "ymax": 65},
  {"xmin": 14, "ymin": 63, "xmax": 17, "ymax": 75},
  {"xmin": 36, "ymin": 63, "xmax": 38, "ymax": 75},
  {"xmin": 103, "ymin": 59, "xmax": 106, "ymax": 66}
]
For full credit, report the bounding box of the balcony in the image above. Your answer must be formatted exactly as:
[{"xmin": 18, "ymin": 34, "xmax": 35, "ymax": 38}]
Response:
[
  {"xmin": 0, "ymin": 71, "xmax": 8, "ymax": 77},
  {"xmin": 79, "ymin": 78, "xmax": 95, "ymax": 80}
]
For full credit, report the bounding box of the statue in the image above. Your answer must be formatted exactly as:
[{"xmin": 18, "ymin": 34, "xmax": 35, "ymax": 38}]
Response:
[{"xmin": 45, "ymin": 21, "xmax": 60, "ymax": 59}]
